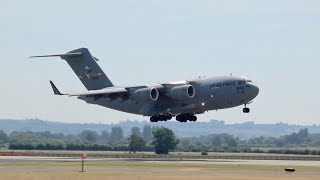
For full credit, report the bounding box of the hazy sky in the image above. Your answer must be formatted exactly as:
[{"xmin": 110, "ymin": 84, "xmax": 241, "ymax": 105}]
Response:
[{"xmin": 1, "ymin": 1, "xmax": 320, "ymax": 125}]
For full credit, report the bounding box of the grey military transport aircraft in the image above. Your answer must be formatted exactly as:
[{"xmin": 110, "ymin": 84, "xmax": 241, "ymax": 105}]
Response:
[{"xmin": 31, "ymin": 48, "xmax": 259, "ymax": 123}]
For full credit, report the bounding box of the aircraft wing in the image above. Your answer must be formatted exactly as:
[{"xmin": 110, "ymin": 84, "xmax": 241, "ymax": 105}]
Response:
[
  {"xmin": 50, "ymin": 81, "xmax": 127, "ymax": 96},
  {"xmin": 50, "ymin": 80, "xmax": 189, "ymax": 97},
  {"xmin": 67, "ymin": 88, "xmax": 128, "ymax": 97}
]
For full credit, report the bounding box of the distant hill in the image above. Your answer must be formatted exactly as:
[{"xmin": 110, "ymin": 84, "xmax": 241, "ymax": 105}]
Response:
[{"xmin": 0, "ymin": 119, "xmax": 320, "ymax": 140}]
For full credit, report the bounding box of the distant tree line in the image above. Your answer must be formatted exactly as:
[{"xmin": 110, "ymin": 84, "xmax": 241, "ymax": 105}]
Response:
[
  {"xmin": 176, "ymin": 128, "xmax": 318, "ymax": 151},
  {"xmin": 241, "ymin": 128, "xmax": 317, "ymax": 147},
  {"xmin": 0, "ymin": 126, "xmax": 179, "ymax": 154},
  {"xmin": 176, "ymin": 133, "xmax": 239, "ymax": 152},
  {"xmin": 177, "ymin": 128, "xmax": 320, "ymax": 155},
  {"xmin": 1, "ymin": 127, "xmax": 320, "ymax": 155}
]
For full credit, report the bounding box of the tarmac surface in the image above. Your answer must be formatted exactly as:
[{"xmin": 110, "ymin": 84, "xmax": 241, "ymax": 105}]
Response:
[{"xmin": 1, "ymin": 156, "xmax": 320, "ymax": 166}]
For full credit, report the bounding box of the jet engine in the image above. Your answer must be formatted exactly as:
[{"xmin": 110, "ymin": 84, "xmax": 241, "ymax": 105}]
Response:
[
  {"xmin": 132, "ymin": 87, "xmax": 159, "ymax": 102},
  {"xmin": 168, "ymin": 85, "xmax": 195, "ymax": 100}
]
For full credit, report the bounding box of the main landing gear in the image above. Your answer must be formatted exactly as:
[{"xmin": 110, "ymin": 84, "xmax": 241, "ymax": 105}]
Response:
[
  {"xmin": 150, "ymin": 114, "xmax": 172, "ymax": 122},
  {"xmin": 243, "ymin": 104, "xmax": 250, "ymax": 113},
  {"xmin": 176, "ymin": 113, "xmax": 197, "ymax": 123},
  {"xmin": 150, "ymin": 113, "xmax": 197, "ymax": 123}
]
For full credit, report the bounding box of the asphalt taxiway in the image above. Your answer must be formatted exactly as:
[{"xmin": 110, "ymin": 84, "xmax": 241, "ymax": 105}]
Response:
[{"xmin": 1, "ymin": 156, "xmax": 320, "ymax": 166}]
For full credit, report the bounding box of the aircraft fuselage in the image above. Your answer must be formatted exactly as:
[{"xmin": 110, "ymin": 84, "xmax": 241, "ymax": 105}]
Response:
[{"xmin": 79, "ymin": 75, "xmax": 259, "ymax": 117}]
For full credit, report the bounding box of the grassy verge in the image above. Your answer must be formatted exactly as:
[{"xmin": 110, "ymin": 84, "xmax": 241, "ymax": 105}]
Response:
[{"xmin": 1, "ymin": 160, "xmax": 320, "ymax": 180}]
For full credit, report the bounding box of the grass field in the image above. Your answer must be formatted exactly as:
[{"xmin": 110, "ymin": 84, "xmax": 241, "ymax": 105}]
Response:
[{"xmin": 1, "ymin": 160, "xmax": 320, "ymax": 180}]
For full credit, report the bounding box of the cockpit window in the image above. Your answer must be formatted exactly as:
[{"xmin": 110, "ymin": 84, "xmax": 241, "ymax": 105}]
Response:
[
  {"xmin": 238, "ymin": 80, "xmax": 246, "ymax": 85},
  {"xmin": 238, "ymin": 79, "xmax": 252, "ymax": 85}
]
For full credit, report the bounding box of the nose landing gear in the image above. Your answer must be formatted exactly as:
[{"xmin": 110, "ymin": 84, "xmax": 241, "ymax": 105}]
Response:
[{"xmin": 243, "ymin": 104, "xmax": 250, "ymax": 113}]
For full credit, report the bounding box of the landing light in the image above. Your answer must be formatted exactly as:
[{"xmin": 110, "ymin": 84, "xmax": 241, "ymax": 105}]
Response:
[{"xmin": 201, "ymin": 102, "xmax": 205, "ymax": 106}]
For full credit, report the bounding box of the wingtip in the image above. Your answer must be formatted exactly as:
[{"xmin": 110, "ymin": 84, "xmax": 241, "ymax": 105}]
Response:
[
  {"xmin": 49, "ymin": 80, "xmax": 54, "ymax": 86},
  {"xmin": 28, "ymin": 56, "xmax": 38, "ymax": 58}
]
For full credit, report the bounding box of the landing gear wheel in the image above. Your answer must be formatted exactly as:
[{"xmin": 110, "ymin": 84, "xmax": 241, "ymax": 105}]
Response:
[
  {"xmin": 150, "ymin": 116, "xmax": 154, "ymax": 122},
  {"xmin": 159, "ymin": 115, "xmax": 167, "ymax": 121},
  {"xmin": 151, "ymin": 114, "xmax": 173, "ymax": 122},
  {"xmin": 190, "ymin": 116, "xmax": 197, "ymax": 122},
  {"xmin": 176, "ymin": 114, "xmax": 197, "ymax": 122},
  {"xmin": 176, "ymin": 115, "xmax": 186, "ymax": 122},
  {"xmin": 176, "ymin": 115, "xmax": 182, "ymax": 122},
  {"xmin": 150, "ymin": 115, "xmax": 159, "ymax": 122},
  {"xmin": 243, "ymin": 107, "xmax": 250, "ymax": 113}
]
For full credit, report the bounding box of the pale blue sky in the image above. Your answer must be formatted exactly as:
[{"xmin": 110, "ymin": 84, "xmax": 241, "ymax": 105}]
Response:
[{"xmin": 1, "ymin": 0, "xmax": 320, "ymax": 124}]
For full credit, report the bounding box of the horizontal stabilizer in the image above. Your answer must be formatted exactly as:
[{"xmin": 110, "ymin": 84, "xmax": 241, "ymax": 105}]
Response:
[
  {"xmin": 49, "ymin": 81, "xmax": 63, "ymax": 95},
  {"xmin": 29, "ymin": 52, "xmax": 82, "ymax": 58}
]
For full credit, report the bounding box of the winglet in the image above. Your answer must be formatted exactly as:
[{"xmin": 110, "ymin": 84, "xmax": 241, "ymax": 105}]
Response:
[{"xmin": 49, "ymin": 81, "xmax": 63, "ymax": 95}]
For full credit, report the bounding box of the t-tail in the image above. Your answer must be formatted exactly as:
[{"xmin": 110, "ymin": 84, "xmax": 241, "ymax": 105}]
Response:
[{"xmin": 30, "ymin": 48, "xmax": 113, "ymax": 90}]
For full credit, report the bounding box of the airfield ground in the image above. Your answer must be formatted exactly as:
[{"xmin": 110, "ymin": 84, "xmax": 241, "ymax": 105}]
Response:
[
  {"xmin": 1, "ymin": 156, "xmax": 320, "ymax": 180},
  {"xmin": 2, "ymin": 150, "xmax": 320, "ymax": 161}
]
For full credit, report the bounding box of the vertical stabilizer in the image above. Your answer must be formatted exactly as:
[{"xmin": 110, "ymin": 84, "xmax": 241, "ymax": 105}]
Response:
[
  {"xmin": 61, "ymin": 48, "xmax": 113, "ymax": 90},
  {"xmin": 30, "ymin": 48, "xmax": 114, "ymax": 90}
]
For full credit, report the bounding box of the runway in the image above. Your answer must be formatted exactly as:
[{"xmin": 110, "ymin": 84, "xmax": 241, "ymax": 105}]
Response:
[{"xmin": 1, "ymin": 155, "xmax": 320, "ymax": 166}]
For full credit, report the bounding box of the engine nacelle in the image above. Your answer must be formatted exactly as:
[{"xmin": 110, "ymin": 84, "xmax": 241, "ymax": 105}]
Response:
[
  {"xmin": 132, "ymin": 87, "xmax": 159, "ymax": 102},
  {"xmin": 168, "ymin": 85, "xmax": 195, "ymax": 100}
]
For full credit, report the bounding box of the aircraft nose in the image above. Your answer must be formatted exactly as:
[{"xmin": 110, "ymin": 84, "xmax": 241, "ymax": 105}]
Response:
[{"xmin": 251, "ymin": 84, "xmax": 259, "ymax": 98}]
